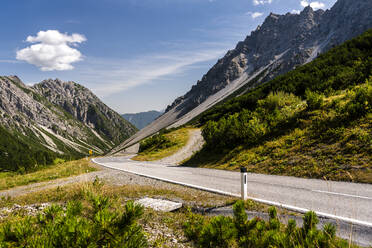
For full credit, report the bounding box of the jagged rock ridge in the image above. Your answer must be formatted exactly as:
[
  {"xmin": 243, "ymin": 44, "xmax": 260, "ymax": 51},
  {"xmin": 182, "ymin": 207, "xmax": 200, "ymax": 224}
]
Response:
[
  {"xmin": 0, "ymin": 76, "xmax": 137, "ymax": 156},
  {"xmin": 111, "ymin": 0, "xmax": 372, "ymax": 153}
]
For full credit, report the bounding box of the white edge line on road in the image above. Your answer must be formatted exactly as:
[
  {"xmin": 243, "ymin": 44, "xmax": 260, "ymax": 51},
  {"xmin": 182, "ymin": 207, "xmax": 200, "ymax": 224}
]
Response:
[
  {"xmin": 311, "ymin": 189, "xmax": 372, "ymax": 200},
  {"xmin": 92, "ymin": 158, "xmax": 372, "ymax": 228}
]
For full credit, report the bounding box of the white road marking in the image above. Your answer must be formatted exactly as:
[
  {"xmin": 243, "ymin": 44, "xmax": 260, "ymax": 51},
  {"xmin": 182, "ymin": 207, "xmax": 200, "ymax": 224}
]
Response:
[
  {"xmin": 312, "ymin": 189, "xmax": 372, "ymax": 200},
  {"xmin": 92, "ymin": 158, "xmax": 372, "ymax": 228}
]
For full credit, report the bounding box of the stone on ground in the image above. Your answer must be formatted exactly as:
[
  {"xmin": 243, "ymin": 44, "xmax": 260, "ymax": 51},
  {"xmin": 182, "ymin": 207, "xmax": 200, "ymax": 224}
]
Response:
[{"xmin": 135, "ymin": 197, "xmax": 182, "ymax": 212}]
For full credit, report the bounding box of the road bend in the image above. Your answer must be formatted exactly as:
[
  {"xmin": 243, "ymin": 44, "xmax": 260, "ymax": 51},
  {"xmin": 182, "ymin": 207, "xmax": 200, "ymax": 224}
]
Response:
[{"xmin": 93, "ymin": 156, "xmax": 372, "ymax": 246}]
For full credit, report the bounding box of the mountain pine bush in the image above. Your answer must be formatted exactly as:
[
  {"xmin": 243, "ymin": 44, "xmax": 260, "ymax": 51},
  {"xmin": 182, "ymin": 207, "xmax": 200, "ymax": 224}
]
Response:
[
  {"xmin": 0, "ymin": 192, "xmax": 148, "ymax": 248},
  {"xmin": 202, "ymin": 92, "xmax": 304, "ymax": 149},
  {"xmin": 184, "ymin": 200, "xmax": 353, "ymax": 248}
]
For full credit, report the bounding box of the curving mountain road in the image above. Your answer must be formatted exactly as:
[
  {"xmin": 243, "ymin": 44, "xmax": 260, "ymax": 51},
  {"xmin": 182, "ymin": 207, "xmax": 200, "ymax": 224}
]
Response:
[{"xmin": 92, "ymin": 156, "xmax": 372, "ymax": 246}]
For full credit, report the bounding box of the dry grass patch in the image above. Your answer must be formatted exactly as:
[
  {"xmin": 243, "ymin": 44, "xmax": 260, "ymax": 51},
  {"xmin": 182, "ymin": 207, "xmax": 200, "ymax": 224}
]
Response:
[
  {"xmin": 0, "ymin": 180, "xmax": 237, "ymax": 209},
  {"xmin": 0, "ymin": 158, "xmax": 97, "ymax": 191}
]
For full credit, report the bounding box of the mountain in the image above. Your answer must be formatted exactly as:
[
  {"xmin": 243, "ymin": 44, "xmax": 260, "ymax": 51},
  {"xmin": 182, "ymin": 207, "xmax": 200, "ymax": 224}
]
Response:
[
  {"xmin": 122, "ymin": 111, "xmax": 163, "ymax": 130},
  {"xmin": 184, "ymin": 29, "xmax": 372, "ymax": 182},
  {"xmin": 0, "ymin": 76, "xmax": 137, "ymax": 171},
  {"xmin": 111, "ymin": 0, "xmax": 372, "ymax": 153}
]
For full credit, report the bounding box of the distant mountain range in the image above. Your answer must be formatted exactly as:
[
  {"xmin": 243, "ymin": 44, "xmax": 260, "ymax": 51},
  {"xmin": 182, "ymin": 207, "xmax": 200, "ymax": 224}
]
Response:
[
  {"xmin": 122, "ymin": 110, "xmax": 163, "ymax": 130},
  {"xmin": 0, "ymin": 76, "xmax": 136, "ymax": 171},
  {"xmin": 111, "ymin": 0, "xmax": 372, "ymax": 154}
]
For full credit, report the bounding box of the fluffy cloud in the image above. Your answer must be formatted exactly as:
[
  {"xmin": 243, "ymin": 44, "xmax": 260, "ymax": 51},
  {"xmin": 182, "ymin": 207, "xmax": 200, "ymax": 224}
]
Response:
[
  {"xmin": 291, "ymin": 9, "xmax": 301, "ymax": 14},
  {"xmin": 251, "ymin": 12, "xmax": 264, "ymax": 18},
  {"xmin": 300, "ymin": 0, "xmax": 325, "ymax": 10},
  {"xmin": 16, "ymin": 30, "xmax": 86, "ymax": 71},
  {"xmin": 253, "ymin": 0, "xmax": 272, "ymax": 5}
]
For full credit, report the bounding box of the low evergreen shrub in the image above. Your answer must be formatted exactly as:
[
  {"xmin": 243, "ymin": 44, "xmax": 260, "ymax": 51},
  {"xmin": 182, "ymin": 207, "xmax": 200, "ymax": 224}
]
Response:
[
  {"xmin": 0, "ymin": 192, "xmax": 148, "ymax": 248},
  {"xmin": 184, "ymin": 200, "xmax": 351, "ymax": 248}
]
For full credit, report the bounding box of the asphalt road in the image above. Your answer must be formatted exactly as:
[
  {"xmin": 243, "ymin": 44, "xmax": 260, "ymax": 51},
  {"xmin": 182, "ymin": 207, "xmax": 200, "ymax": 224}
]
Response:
[{"xmin": 93, "ymin": 156, "xmax": 372, "ymax": 246}]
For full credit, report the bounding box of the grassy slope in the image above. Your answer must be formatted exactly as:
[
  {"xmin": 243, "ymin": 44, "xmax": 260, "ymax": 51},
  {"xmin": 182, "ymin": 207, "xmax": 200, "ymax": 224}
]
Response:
[
  {"xmin": 184, "ymin": 111, "xmax": 371, "ymax": 183},
  {"xmin": 0, "ymin": 158, "xmax": 97, "ymax": 191},
  {"xmin": 183, "ymin": 29, "xmax": 372, "ymax": 183},
  {"xmin": 133, "ymin": 128, "xmax": 191, "ymax": 161}
]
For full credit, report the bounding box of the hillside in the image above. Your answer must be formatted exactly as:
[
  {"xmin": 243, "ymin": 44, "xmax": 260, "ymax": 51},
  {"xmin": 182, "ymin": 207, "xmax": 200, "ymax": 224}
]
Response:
[
  {"xmin": 112, "ymin": 0, "xmax": 372, "ymax": 153},
  {"xmin": 183, "ymin": 29, "xmax": 372, "ymax": 183},
  {"xmin": 122, "ymin": 110, "xmax": 162, "ymax": 129},
  {"xmin": 0, "ymin": 76, "xmax": 137, "ymax": 171}
]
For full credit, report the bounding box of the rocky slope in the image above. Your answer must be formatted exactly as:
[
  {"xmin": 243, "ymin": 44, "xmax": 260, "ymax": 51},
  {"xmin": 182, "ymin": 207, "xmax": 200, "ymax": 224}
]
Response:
[
  {"xmin": 122, "ymin": 110, "xmax": 163, "ymax": 130},
  {"xmin": 33, "ymin": 79, "xmax": 136, "ymax": 144},
  {"xmin": 111, "ymin": 0, "xmax": 372, "ymax": 153},
  {"xmin": 0, "ymin": 76, "xmax": 136, "ymax": 160}
]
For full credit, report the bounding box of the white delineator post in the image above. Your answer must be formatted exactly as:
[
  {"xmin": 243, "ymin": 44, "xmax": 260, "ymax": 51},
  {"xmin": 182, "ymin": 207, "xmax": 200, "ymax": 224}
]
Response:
[{"xmin": 241, "ymin": 167, "xmax": 248, "ymax": 200}]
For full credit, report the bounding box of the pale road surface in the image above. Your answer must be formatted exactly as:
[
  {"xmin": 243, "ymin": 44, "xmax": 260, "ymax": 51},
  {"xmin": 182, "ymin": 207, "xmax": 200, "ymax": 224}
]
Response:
[{"xmin": 93, "ymin": 156, "xmax": 372, "ymax": 225}]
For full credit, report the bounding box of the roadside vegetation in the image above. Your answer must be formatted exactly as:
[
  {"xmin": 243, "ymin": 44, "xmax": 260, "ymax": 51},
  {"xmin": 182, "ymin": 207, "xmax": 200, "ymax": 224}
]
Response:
[
  {"xmin": 0, "ymin": 190, "xmax": 148, "ymax": 247},
  {"xmin": 0, "ymin": 158, "xmax": 97, "ymax": 191},
  {"xmin": 183, "ymin": 200, "xmax": 358, "ymax": 248},
  {"xmin": 133, "ymin": 128, "xmax": 191, "ymax": 161},
  {"xmin": 184, "ymin": 29, "xmax": 372, "ymax": 183},
  {"xmin": 0, "ymin": 180, "xmax": 360, "ymax": 247},
  {"xmin": 0, "ymin": 179, "xmax": 236, "ymax": 247}
]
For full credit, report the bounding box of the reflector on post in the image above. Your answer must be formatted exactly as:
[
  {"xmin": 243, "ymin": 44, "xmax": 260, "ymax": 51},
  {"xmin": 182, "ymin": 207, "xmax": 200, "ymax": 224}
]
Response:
[{"xmin": 240, "ymin": 167, "xmax": 248, "ymax": 200}]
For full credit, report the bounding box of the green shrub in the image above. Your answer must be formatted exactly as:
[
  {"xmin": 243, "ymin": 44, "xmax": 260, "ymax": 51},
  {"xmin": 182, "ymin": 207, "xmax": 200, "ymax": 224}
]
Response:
[
  {"xmin": 343, "ymin": 81, "xmax": 372, "ymax": 118},
  {"xmin": 201, "ymin": 92, "xmax": 302, "ymax": 149},
  {"xmin": 53, "ymin": 158, "xmax": 66, "ymax": 165},
  {"xmin": 0, "ymin": 193, "xmax": 148, "ymax": 247},
  {"xmin": 184, "ymin": 200, "xmax": 351, "ymax": 248},
  {"xmin": 305, "ymin": 90, "xmax": 324, "ymax": 110},
  {"xmin": 199, "ymin": 216, "xmax": 236, "ymax": 248},
  {"xmin": 258, "ymin": 92, "xmax": 302, "ymax": 111}
]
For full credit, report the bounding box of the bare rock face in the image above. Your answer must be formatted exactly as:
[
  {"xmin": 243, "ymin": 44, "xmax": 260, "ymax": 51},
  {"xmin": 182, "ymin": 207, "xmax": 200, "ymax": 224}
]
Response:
[
  {"xmin": 0, "ymin": 76, "xmax": 136, "ymax": 156},
  {"xmin": 112, "ymin": 0, "xmax": 372, "ymax": 153},
  {"xmin": 33, "ymin": 79, "xmax": 136, "ymax": 143}
]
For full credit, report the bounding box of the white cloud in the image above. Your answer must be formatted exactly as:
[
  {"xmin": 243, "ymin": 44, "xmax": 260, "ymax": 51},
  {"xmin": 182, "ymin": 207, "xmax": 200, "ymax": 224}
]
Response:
[
  {"xmin": 16, "ymin": 30, "xmax": 86, "ymax": 71},
  {"xmin": 300, "ymin": 0, "xmax": 325, "ymax": 10},
  {"xmin": 291, "ymin": 9, "xmax": 301, "ymax": 14},
  {"xmin": 253, "ymin": 0, "xmax": 272, "ymax": 5},
  {"xmin": 251, "ymin": 12, "xmax": 264, "ymax": 19}
]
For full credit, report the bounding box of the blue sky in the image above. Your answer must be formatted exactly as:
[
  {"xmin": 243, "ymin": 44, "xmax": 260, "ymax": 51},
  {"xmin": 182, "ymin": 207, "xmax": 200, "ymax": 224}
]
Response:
[{"xmin": 0, "ymin": 0, "xmax": 337, "ymax": 113}]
